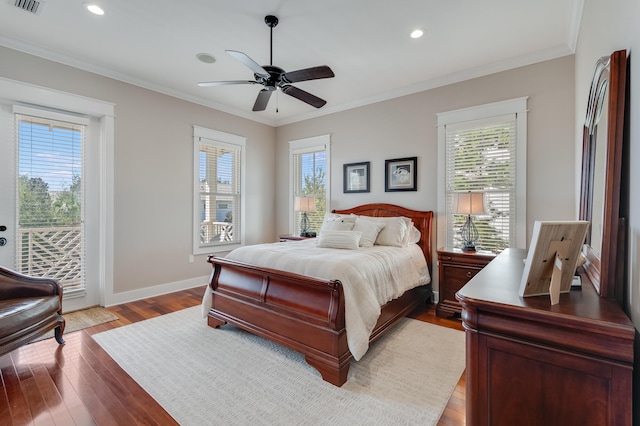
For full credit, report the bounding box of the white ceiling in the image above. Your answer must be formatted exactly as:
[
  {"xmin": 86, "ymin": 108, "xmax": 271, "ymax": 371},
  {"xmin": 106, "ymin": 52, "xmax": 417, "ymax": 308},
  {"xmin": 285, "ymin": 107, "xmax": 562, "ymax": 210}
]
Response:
[{"xmin": 0, "ymin": 0, "xmax": 582, "ymax": 126}]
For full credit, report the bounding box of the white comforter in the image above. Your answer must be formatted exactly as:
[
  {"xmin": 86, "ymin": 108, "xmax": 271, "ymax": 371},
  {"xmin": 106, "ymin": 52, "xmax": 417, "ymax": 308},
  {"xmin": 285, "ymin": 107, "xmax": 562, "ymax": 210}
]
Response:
[{"xmin": 203, "ymin": 239, "xmax": 430, "ymax": 360}]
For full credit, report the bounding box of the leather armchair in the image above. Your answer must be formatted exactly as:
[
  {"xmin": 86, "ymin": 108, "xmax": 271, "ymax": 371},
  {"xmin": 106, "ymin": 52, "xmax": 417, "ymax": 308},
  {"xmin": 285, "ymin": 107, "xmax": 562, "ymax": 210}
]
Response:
[{"xmin": 0, "ymin": 266, "xmax": 65, "ymax": 357}]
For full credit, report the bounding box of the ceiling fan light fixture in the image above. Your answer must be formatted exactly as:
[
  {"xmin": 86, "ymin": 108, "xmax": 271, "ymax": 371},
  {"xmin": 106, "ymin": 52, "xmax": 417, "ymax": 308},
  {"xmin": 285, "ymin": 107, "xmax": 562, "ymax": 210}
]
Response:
[
  {"xmin": 196, "ymin": 53, "xmax": 216, "ymax": 64},
  {"xmin": 83, "ymin": 3, "xmax": 104, "ymax": 15},
  {"xmin": 410, "ymin": 28, "xmax": 424, "ymax": 39}
]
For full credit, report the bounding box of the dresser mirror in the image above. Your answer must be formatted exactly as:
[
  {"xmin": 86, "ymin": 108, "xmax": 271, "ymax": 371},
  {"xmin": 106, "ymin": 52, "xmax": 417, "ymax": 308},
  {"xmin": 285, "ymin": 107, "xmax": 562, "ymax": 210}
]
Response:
[{"xmin": 579, "ymin": 49, "xmax": 627, "ymax": 300}]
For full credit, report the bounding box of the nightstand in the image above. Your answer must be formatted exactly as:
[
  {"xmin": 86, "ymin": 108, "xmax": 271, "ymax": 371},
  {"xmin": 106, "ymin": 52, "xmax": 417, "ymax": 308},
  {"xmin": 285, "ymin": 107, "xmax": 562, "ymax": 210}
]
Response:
[
  {"xmin": 279, "ymin": 234, "xmax": 315, "ymax": 242},
  {"xmin": 436, "ymin": 247, "xmax": 495, "ymax": 319}
]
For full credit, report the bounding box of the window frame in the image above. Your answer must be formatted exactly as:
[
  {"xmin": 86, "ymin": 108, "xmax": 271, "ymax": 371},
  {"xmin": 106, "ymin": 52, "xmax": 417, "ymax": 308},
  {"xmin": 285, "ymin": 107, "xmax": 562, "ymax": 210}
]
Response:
[
  {"xmin": 289, "ymin": 135, "xmax": 331, "ymax": 235},
  {"xmin": 193, "ymin": 125, "xmax": 246, "ymax": 255},
  {"xmin": 437, "ymin": 97, "xmax": 528, "ymax": 251}
]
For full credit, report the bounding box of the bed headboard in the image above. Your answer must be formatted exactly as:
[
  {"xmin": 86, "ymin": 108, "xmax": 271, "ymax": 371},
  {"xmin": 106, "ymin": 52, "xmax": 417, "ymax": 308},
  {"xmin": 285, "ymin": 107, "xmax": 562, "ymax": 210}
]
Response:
[{"xmin": 332, "ymin": 203, "xmax": 433, "ymax": 273}]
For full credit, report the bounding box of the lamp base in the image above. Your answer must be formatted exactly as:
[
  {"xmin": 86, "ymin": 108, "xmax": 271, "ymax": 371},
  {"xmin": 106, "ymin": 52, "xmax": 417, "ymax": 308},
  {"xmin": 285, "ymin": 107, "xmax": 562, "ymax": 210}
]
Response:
[
  {"xmin": 460, "ymin": 215, "xmax": 479, "ymax": 252},
  {"xmin": 461, "ymin": 242, "xmax": 477, "ymax": 252}
]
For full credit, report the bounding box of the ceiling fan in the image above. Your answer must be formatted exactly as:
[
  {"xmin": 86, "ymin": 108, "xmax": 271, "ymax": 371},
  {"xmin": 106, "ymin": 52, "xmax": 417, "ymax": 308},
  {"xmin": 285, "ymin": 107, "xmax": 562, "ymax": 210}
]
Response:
[{"xmin": 198, "ymin": 15, "xmax": 335, "ymax": 112}]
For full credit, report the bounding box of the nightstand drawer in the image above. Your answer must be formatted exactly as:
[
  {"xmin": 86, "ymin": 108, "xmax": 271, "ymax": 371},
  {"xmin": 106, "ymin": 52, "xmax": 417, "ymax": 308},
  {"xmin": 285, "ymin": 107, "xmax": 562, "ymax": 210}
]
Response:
[
  {"xmin": 446, "ymin": 265, "xmax": 483, "ymax": 283},
  {"xmin": 440, "ymin": 265, "xmax": 483, "ymax": 302}
]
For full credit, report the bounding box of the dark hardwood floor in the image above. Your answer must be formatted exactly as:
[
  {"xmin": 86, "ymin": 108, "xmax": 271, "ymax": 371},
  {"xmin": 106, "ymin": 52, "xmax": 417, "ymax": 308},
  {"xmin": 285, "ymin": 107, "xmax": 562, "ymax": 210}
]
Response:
[{"xmin": 0, "ymin": 288, "xmax": 465, "ymax": 425}]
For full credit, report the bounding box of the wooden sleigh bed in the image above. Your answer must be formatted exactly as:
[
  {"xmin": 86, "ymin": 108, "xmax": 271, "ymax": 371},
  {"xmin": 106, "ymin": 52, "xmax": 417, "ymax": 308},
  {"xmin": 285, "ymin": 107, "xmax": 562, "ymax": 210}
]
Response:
[{"xmin": 205, "ymin": 203, "xmax": 433, "ymax": 386}]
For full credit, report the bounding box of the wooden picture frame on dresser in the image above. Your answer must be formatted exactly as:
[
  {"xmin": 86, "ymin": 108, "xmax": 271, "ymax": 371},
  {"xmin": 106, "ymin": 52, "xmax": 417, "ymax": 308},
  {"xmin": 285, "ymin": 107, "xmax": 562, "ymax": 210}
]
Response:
[{"xmin": 436, "ymin": 248, "xmax": 495, "ymax": 319}]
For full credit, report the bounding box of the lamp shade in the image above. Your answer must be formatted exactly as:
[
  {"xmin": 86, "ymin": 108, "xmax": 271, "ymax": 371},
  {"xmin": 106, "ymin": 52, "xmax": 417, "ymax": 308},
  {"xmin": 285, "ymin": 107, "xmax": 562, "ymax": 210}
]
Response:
[
  {"xmin": 294, "ymin": 196, "xmax": 316, "ymax": 212},
  {"xmin": 453, "ymin": 192, "xmax": 486, "ymax": 216}
]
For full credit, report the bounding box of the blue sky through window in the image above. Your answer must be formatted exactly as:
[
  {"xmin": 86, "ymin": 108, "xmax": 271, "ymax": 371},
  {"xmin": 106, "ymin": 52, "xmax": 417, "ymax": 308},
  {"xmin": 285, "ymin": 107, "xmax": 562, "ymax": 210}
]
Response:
[
  {"xmin": 18, "ymin": 121, "xmax": 82, "ymax": 192},
  {"xmin": 300, "ymin": 151, "xmax": 326, "ymax": 188}
]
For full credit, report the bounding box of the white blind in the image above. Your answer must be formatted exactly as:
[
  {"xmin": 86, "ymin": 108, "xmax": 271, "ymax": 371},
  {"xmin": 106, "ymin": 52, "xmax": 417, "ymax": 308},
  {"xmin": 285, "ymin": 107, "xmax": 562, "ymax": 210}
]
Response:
[
  {"xmin": 15, "ymin": 113, "xmax": 86, "ymax": 294},
  {"xmin": 198, "ymin": 138, "xmax": 242, "ymax": 248},
  {"xmin": 445, "ymin": 114, "xmax": 517, "ymax": 252},
  {"xmin": 291, "ymin": 147, "xmax": 327, "ymax": 235}
]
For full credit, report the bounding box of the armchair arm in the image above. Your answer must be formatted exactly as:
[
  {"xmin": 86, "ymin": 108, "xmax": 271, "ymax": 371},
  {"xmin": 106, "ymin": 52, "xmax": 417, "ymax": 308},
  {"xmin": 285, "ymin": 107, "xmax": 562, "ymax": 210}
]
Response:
[{"xmin": 0, "ymin": 266, "xmax": 62, "ymax": 301}]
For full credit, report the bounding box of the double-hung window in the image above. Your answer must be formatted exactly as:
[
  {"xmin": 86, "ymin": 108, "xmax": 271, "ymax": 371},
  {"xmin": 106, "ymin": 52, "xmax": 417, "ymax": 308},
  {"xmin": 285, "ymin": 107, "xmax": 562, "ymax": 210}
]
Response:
[
  {"xmin": 437, "ymin": 98, "xmax": 527, "ymax": 252},
  {"xmin": 289, "ymin": 135, "xmax": 330, "ymax": 235},
  {"xmin": 193, "ymin": 126, "xmax": 245, "ymax": 254}
]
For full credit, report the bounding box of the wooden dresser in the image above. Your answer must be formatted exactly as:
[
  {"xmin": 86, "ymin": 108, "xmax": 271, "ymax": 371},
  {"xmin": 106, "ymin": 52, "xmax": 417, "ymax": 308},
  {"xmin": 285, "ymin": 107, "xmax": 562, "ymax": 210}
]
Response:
[
  {"xmin": 456, "ymin": 249, "xmax": 634, "ymax": 426},
  {"xmin": 436, "ymin": 248, "xmax": 495, "ymax": 319}
]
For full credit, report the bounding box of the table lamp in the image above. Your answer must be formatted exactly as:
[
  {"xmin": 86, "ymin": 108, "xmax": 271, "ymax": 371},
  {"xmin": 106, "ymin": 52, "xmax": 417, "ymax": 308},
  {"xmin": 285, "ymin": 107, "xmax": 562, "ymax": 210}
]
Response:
[
  {"xmin": 453, "ymin": 191, "xmax": 486, "ymax": 252},
  {"xmin": 294, "ymin": 196, "xmax": 316, "ymax": 237}
]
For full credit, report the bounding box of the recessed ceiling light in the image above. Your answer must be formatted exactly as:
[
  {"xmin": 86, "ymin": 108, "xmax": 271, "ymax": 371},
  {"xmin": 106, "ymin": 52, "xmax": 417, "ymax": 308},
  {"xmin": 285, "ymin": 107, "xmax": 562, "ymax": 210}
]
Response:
[
  {"xmin": 83, "ymin": 3, "xmax": 104, "ymax": 15},
  {"xmin": 196, "ymin": 53, "xmax": 216, "ymax": 64},
  {"xmin": 410, "ymin": 29, "xmax": 424, "ymax": 39}
]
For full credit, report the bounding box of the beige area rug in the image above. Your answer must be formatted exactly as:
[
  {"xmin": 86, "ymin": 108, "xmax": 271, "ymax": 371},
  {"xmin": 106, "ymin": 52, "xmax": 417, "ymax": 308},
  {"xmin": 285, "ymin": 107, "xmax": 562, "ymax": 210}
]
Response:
[
  {"xmin": 94, "ymin": 306, "xmax": 465, "ymax": 426},
  {"xmin": 32, "ymin": 307, "xmax": 118, "ymax": 343}
]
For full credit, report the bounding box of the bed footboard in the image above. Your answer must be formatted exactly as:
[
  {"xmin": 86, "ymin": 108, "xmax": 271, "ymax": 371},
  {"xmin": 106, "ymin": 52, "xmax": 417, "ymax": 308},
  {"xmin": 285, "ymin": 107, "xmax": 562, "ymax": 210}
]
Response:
[{"xmin": 206, "ymin": 255, "xmax": 352, "ymax": 385}]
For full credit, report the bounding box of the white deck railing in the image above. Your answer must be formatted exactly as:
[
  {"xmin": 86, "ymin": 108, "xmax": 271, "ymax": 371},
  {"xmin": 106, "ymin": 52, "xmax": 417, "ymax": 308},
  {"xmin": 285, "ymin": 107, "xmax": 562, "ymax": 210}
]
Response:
[
  {"xmin": 200, "ymin": 221, "xmax": 233, "ymax": 244},
  {"xmin": 17, "ymin": 226, "xmax": 83, "ymax": 292}
]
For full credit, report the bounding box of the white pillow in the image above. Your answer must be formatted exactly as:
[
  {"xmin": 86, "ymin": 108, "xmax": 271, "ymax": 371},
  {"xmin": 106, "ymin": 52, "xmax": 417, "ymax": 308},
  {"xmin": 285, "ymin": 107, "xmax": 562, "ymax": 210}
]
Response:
[
  {"xmin": 317, "ymin": 230, "xmax": 362, "ymax": 250},
  {"xmin": 352, "ymin": 217, "xmax": 385, "ymax": 247},
  {"xmin": 408, "ymin": 225, "xmax": 421, "ymax": 244},
  {"xmin": 319, "ymin": 213, "xmax": 357, "ymax": 234},
  {"xmin": 322, "ymin": 212, "xmax": 354, "ymax": 222},
  {"xmin": 369, "ymin": 216, "xmax": 412, "ymax": 247}
]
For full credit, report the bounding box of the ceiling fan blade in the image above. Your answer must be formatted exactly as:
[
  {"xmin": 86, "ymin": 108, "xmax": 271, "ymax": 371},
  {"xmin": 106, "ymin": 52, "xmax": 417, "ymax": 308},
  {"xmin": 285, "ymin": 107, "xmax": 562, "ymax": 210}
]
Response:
[
  {"xmin": 197, "ymin": 80, "xmax": 259, "ymax": 87},
  {"xmin": 226, "ymin": 50, "xmax": 270, "ymax": 78},
  {"xmin": 280, "ymin": 85, "xmax": 327, "ymax": 108},
  {"xmin": 252, "ymin": 89, "xmax": 273, "ymax": 111},
  {"xmin": 282, "ymin": 66, "xmax": 335, "ymax": 83}
]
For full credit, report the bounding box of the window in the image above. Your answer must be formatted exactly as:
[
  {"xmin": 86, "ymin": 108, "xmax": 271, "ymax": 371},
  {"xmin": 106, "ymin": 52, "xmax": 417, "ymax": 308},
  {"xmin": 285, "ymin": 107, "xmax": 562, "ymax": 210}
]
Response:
[
  {"xmin": 437, "ymin": 98, "xmax": 527, "ymax": 252},
  {"xmin": 193, "ymin": 126, "xmax": 245, "ymax": 254},
  {"xmin": 13, "ymin": 107, "xmax": 88, "ymax": 295},
  {"xmin": 289, "ymin": 135, "xmax": 330, "ymax": 235}
]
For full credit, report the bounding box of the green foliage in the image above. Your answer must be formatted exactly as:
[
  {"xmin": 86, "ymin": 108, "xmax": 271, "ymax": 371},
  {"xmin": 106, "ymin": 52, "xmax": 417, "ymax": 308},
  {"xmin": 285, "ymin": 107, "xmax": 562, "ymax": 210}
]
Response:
[
  {"xmin": 301, "ymin": 167, "xmax": 326, "ymax": 232},
  {"xmin": 19, "ymin": 175, "xmax": 82, "ymax": 227}
]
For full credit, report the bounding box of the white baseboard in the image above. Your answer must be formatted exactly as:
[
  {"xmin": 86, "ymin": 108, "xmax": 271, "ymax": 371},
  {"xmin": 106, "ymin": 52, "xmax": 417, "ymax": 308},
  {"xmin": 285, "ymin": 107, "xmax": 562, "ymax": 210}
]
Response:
[{"xmin": 104, "ymin": 275, "xmax": 209, "ymax": 307}]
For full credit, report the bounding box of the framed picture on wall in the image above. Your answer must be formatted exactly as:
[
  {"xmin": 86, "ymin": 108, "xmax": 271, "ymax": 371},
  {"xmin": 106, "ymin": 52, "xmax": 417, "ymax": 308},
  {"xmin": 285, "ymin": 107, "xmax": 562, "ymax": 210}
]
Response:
[
  {"xmin": 385, "ymin": 157, "xmax": 417, "ymax": 192},
  {"xmin": 343, "ymin": 161, "xmax": 370, "ymax": 193}
]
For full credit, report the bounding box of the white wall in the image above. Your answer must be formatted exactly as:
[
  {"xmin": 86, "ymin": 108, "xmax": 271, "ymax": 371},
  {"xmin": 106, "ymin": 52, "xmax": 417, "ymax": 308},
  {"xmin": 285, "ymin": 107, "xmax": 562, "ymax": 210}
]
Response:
[
  {"xmin": 576, "ymin": 0, "xmax": 640, "ymax": 417},
  {"xmin": 275, "ymin": 55, "xmax": 576, "ymax": 256},
  {"xmin": 0, "ymin": 46, "xmax": 276, "ymax": 303}
]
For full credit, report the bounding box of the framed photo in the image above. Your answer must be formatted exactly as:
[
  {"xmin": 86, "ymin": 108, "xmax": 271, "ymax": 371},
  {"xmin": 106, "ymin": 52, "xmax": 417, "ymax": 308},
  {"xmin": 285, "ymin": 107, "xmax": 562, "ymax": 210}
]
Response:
[
  {"xmin": 385, "ymin": 157, "xmax": 417, "ymax": 192},
  {"xmin": 343, "ymin": 161, "xmax": 370, "ymax": 193}
]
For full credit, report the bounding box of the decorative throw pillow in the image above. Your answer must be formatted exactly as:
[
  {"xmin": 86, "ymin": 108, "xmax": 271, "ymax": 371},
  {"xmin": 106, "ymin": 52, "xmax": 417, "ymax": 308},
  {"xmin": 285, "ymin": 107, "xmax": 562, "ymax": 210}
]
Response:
[
  {"xmin": 317, "ymin": 230, "xmax": 362, "ymax": 250},
  {"xmin": 352, "ymin": 217, "xmax": 385, "ymax": 247}
]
